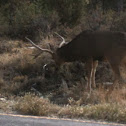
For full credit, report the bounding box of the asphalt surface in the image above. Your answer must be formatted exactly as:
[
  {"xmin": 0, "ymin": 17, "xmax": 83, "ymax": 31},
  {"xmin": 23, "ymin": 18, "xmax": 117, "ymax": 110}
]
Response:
[{"xmin": 0, "ymin": 113, "xmax": 125, "ymax": 126}]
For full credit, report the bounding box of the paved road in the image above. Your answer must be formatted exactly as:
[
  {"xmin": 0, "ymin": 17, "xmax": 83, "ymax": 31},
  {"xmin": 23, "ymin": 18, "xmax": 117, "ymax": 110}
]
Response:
[{"xmin": 0, "ymin": 113, "xmax": 125, "ymax": 126}]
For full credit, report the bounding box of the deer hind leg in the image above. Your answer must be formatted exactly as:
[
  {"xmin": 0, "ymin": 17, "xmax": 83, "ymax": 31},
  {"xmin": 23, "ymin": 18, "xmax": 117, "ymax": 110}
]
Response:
[
  {"xmin": 106, "ymin": 56, "xmax": 121, "ymax": 88},
  {"xmin": 92, "ymin": 60, "xmax": 98, "ymax": 88},
  {"xmin": 85, "ymin": 58, "xmax": 93, "ymax": 92}
]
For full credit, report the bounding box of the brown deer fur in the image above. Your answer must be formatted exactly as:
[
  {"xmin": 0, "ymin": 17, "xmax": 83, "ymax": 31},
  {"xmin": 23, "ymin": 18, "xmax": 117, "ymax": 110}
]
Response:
[{"xmin": 26, "ymin": 30, "xmax": 126, "ymax": 91}]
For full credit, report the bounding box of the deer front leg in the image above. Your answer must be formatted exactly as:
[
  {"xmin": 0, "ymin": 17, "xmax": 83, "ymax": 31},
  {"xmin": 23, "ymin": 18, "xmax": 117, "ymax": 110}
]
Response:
[
  {"xmin": 92, "ymin": 60, "xmax": 98, "ymax": 88},
  {"xmin": 85, "ymin": 58, "xmax": 93, "ymax": 92}
]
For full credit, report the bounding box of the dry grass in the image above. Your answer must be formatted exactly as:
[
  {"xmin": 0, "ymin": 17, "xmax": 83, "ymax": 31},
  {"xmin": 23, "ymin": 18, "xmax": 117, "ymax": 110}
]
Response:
[
  {"xmin": 14, "ymin": 90, "xmax": 126, "ymax": 123},
  {"xmin": 58, "ymin": 103, "xmax": 126, "ymax": 123},
  {"xmin": 14, "ymin": 93, "xmax": 60, "ymax": 116},
  {"xmin": 67, "ymin": 85, "xmax": 126, "ymax": 105},
  {"xmin": 0, "ymin": 97, "xmax": 16, "ymax": 113},
  {"xmin": 0, "ymin": 37, "xmax": 126, "ymax": 124}
]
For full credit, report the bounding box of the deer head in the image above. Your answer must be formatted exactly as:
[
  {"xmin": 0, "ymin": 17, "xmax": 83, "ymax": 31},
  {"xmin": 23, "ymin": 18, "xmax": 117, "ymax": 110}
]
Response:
[{"xmin": 25, "ymin": 33, "xmax": 66, "ymax": 66}]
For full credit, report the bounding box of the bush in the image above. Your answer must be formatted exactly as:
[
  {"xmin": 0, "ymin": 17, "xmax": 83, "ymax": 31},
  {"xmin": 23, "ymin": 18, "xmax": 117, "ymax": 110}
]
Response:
[
  {"xmin": 111, "ymin": 12, "xmax": 126, "ymax": 31},
  {"xmin": 15, "ymin": 93, "xmax": 60, "ymax": 116}
]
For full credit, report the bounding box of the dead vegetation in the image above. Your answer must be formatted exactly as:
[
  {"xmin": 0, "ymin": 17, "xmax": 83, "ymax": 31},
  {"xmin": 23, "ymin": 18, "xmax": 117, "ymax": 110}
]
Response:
[
  {"xmin": 0, "ymin": 37, "xmax": 126, "ymax": 123},
  {"xmin": 14, "ymin": 90, "xmax": 126, "ymax": 123}
]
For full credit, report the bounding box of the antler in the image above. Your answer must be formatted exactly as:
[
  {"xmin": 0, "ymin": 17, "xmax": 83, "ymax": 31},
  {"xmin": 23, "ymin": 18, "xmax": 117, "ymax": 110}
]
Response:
[
  {"xmin": 25, "ymin": 37, "xmax": 54, "ymax": 55},
  {"xmin": 55, "ymin": 32, "xmax": 66, "ymax": 48}
]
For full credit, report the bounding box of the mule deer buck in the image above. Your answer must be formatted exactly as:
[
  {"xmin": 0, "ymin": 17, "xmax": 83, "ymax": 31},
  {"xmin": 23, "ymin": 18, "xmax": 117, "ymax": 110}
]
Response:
[{"xmin": 26, "ymin": 30, "xmax": 126, "ymax": 91}]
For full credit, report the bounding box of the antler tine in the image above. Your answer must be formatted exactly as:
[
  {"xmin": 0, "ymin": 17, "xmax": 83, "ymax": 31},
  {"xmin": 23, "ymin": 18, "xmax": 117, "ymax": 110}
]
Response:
[
  {"xmin": 54, "ymin": 32, "xmax": 66, "ymax": 48},
  {"xmin": 25, "ymin": 37, "xmax": 54, "ymax": 55}
]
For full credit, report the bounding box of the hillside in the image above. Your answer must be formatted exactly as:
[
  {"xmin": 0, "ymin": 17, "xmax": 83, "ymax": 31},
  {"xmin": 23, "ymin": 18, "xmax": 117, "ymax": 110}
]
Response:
[{"xmin": 0, "ymin": 37, "xmax": 126, "ymax": 123}]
